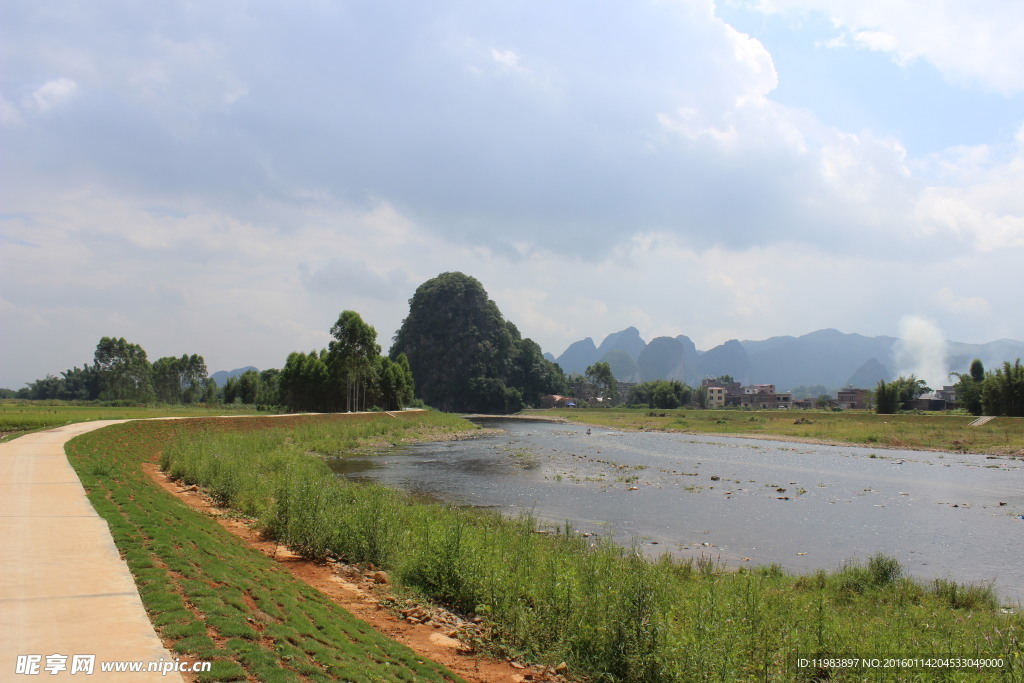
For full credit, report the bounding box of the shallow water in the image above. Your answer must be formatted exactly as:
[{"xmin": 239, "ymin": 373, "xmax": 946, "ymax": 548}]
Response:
[{"xmin": 328, "ymin": 417, "xmax": 1024, "ymax": 602}]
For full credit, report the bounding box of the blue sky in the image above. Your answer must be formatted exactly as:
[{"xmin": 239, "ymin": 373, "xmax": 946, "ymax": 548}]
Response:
[{"xmin": 2, "ymin": 0, "xmax": 1023, "ymax": 389}]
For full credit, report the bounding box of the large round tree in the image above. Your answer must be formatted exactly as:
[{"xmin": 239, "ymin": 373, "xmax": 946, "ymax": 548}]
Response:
[{"xmin": 391, "ymin": 272, "xmax": 565, "ymax": 412}]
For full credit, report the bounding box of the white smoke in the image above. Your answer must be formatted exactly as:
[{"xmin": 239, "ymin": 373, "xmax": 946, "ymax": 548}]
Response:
[{"xmin": 893, "ymin": 315, "xmax": 949, "ymax": 391}]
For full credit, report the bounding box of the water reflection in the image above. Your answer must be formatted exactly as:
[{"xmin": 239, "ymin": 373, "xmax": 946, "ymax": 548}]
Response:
[{"xmin": 327, "ymin": 417, "xmax": 1024, "ymax": 602}]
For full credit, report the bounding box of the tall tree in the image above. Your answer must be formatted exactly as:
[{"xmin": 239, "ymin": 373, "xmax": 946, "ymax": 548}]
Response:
[
  {"xmin": 180, "ymin": 354, "xmax": 209, "ymax": 403},
  {"xmin": 152, "ymin": 354, "xmax": 209, "ymax": 404},
  {"xmin": 328, "ymin": 310, "xmax": 381, "ymax": 412},
  {"xmin": 585, "ymin": 361, "xmax": 618, "ymax": 404},
  {"xmin": 94, "ymin": 337, "xmax": 154, "ymax": 402},
  {"xmin": 981, "ymin": 359, "xmax": 1024, "ymax": 417},
  {"xmin": 874, "ymin": 379, "xmax": 899, "ymax": 414},
  {"xmin": 152, "ymin": 356, "xmax": 184, "ymax": 403},
  {"xmin": 953, "ymin": 359, "xmax": 984, "ymax": 415},
  {"xmin": 279, "ymin": 350, "xmax": 330, "ymax": 412},
  {"xmin": 893, "ymin": 374, "xmax": 930, "ymax": 409}
]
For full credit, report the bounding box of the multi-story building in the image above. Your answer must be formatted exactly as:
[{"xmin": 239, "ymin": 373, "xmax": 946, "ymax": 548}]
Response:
[
  {"xmin": 706, "ymin": 386, "xmax": 727, "ymax": 407},
  {"xmin": 836, "ymin": 388, "xmax": 871, "ymax": 410}
]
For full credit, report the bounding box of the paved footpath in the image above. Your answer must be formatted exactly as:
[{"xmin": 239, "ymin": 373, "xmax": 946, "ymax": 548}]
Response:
[{"xmin": 1, "ymin": 421, "xmax": 184, "ymax": 681}]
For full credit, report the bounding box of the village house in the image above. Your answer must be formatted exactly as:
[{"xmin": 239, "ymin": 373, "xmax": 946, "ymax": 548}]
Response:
[
  {"xmin": 706, "ymin": 386, "xmax": 726, "ymax": 407},
  {"xmin": 836, "ymin": 388, "xmax": 871, "ymax": 410}
]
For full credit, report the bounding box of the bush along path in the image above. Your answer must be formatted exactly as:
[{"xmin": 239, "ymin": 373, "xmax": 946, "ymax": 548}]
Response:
[{"xmin": 66, "ymin": 415, "xmax": 467, "ymax": 683}]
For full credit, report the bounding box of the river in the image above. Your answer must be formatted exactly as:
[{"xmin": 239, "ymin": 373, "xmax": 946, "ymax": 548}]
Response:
[{"xmin": 328, "ymin": 417, "xmax": 1024, "ymax": 603}]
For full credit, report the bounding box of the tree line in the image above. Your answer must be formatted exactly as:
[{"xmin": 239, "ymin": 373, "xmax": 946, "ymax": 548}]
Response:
[
  {"xmin": 9, "ymin": 337, "xmax": 217, "ymax": 404},
  {"xmin": 874, "ymin": 359, "xmax": 1024, "ymax": 417},
  {"xmin": 276, "ymin": 310, "xmax": 414, "ymax": 413},
  {"xmin": 951, "ymin": 359, "xmax": 1024, "ymax": 417},
  {"xmin": 8, "ymin": 311, "xmax": 416, "ymax": 413}
]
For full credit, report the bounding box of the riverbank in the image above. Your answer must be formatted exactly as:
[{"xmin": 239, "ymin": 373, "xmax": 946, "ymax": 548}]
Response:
[
  {"xmin": 534, "ymin": 407, "xmax": 1024, "ymax": 456},
  {"xmin": 64, "ymin": 413, "xmax": 482, "ymax": 682},
  {"xmin": 154, "ymin": 413, "xmax": 1023, "ymax": 681}
]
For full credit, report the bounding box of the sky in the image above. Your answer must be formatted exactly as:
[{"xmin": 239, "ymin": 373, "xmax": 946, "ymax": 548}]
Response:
[{"xmin": 2, "ymin": 0, "xmax": 1023, "ymax": 389}]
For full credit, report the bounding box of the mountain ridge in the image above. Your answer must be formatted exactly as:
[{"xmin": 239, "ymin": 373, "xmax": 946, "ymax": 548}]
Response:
[{"xmin": 553, "ymin": 328, "xmax": 1024, "ymax": 391}]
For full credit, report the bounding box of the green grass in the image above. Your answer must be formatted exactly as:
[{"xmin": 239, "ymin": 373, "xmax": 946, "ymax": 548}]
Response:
[
  {"xmin": 540, "ymin": 407, "xmax": 1024, "ymax": 455},
  {"xmin": 156, "ymin": 416, "xmax": 1024, "ymax": 682},
  {"xmin": 0, "ymin": 400, "xmax": 267, "ymax": 441},
  {"xmin": 66, "ymin": 414, "xmax": 469, "ymax": 683}
]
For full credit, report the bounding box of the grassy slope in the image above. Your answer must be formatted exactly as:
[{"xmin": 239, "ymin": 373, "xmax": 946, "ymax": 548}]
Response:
[
  {"xmin": 66, "ymin": 415, "xmax": 466, "ymax": 683},
  {"xmin": 541, "ymin": 408, "xmax": 1024, "ymax": 455}
]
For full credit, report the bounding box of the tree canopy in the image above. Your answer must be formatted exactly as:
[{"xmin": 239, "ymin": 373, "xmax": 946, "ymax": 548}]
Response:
[
  {"xmin": 390, "ymin": 272, "xmax": 566, "ymax": 413},
  {"xmin": 94, "ymin": 336, "xmax": 155, "ymax": 401},
  {"xmin": 328, "ymin": 310, "xmax": 381, "ymax": 412},
  {"xmin": 980, "ymin": 360, "xmax": 1024, "ymax": 417},
  {"xmin": 585, "ymin": 361, "xmax": 618, "ymax": 403}
]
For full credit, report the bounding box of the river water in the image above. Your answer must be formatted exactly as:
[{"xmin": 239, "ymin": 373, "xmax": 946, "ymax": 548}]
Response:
[{"xmin": 328, "ymin": 417, "xmax": 1024, "ymax": 603}]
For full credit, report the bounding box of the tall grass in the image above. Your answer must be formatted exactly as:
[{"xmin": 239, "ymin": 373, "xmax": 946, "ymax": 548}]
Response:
[
  {"xmin": 161, "ymin": 419, "xmax": 1023, "ymax": 682},
  {"xmin": 67, "ymin": 416, "xmax": 463, "ymax": 682}
]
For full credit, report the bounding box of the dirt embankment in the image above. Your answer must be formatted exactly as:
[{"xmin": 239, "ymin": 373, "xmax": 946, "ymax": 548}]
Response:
[{"xmin": 144, "ymin": 462, "xmax": 570, "ymax": 683}]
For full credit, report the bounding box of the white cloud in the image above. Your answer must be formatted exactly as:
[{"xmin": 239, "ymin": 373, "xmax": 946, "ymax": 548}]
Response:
[
  {"xmin": 3, "ymin": 0, "xmax": 1024, "ymax": 388},
  {"xmin": 490, "ymin": 48, "xmax": 522, "ymax": 71},
  {"xmin": 935, "ymin": 287, "xmax": 991, "ymax": 316},
  {"xmin": 747, "ymin": 0, "xmax": 1024, "ymax": 94},
  {"xmin": 914, "ymin": 133, "xmax": 1024, "ymax": 249},
  {"xmin": 29, "ymin": 77, "xmax": 78, "ymax": 112}
]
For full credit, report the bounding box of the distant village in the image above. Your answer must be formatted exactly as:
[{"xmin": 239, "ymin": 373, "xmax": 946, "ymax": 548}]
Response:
[{"xmin": 542, "ymin": 379, "xmax": 961, "ymax": 411}]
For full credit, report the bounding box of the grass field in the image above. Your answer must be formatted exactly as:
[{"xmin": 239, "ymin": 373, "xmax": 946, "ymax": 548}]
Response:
[
  {"xmin": 66, "ymin": 413, "xmax": 474, "ymax": 682},
  {"xmin": 538, "ymin": 407, "xmax": 1024, "ymax": 455},
  {"xmin": 153, "ymin": 414, "xmax": 1024, "ymax": 681},
  {"xmin": 0, "ymin": 401, "xmax": 269, "ymax": 442}
]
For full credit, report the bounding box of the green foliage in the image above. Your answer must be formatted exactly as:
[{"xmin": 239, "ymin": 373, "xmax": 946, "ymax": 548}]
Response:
[
  {"xmin": 277, "ymin": 311, "xmax": 415, "ymax": 413},
  {"xmin": 875, "ymin": 379, "xmax": 899, "ymax": 414},
  {"xmin": 466, "ymin": 377, "xmax": 523, "ymax": 414},
  {"xmin": 585, "ymin": 361, "xmax": 617, "ymax": 403},
  {"xmin": 278, "ymin": 350, "xmax": 330, "ymax": 411},
  {"xmin": 980, "ymin": 359, "xmax": 1024, "ymax": 417},
  {"xmin": 875, "ymin": 375, "xmax": 929, "ymax": 413},
  {"xmin": 370, "ymin": 353, "xmax": 415, "ymax": 411},
  {"xmin": 952, "ymin": 359, "xmax": 984, "ymax": 415},
  {"xmin": 17, "ymin": 339, "xmax": 212, "ymax": 406},
  {"xmin": 152, "ymin": 354, "xmax": 209, "ymax": 404},
  {"xmin": 94, "ymin": 336, "xmax": 156, "ymax": 402},
  {"xmin": 629, "ymin": 380, "xmax": 692, "ymax": 409},
  {"xmin": 391, "ymin": 272, "xmax": 565, "ymax": 412},
  {"xmin": 328, "ymin": 310, "xmax": 381, "ymax": 412}
]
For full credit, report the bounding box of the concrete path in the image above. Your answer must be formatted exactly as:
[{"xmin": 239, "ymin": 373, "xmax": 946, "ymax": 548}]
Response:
[{"xmin": 1, "ymin": 421, "xmax": 184, "ymax": 681}]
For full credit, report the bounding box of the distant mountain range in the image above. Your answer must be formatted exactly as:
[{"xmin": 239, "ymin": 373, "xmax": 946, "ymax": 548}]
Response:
[
  {"xmin": 209, "ymin": 366, "xmax": 258, "ymax": 387},
  {"xmin": 547, "ymin": 328, "xmax": 1024, "ymax": 391}
]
